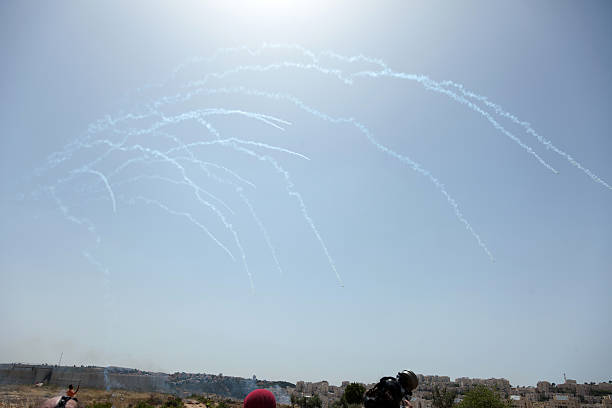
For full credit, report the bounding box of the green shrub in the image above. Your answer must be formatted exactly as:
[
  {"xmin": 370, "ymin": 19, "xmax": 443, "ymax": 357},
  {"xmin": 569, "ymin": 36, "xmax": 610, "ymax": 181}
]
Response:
[
  {"xmin": 163, "ymin": 396, "xmax": 184, "ymax": 408},
  {"xmin": 146, "ymin": 395, "xmax": 164, "ymax": 406},
  {"xmin": 191, "ymin": 395, "xmax": 213, "ymax": 406},
  {"xmin": 456, "ymin": 386, "xmax": 510, "ymax": 408},
  {"xmin": 134, "ymin": 401, "xmax": 155, "ymax": 408},
  {"xmin": 343, "ymin": 383, "xmax": 366, "ymax": 406}
]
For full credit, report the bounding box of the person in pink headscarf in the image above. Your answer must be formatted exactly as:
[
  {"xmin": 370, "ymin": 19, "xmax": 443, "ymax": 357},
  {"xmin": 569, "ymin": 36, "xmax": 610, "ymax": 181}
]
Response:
[{"xmin": 244, "ymin": 389, "xmax": 276, "ymax": 408}]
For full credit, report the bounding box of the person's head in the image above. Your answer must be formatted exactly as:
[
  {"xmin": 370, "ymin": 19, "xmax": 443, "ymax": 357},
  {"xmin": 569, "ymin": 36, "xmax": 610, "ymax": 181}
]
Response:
[
  {"xmin": 397, "ymin": 371, "xmax": 418, "ymax": 394},
  {"xmin": 244, "ymin": 389, "xmax": 276, "ymax": 408},
  {"xmin": 68, "ymin": 385, "xmax": 74, "ymax": 390}
]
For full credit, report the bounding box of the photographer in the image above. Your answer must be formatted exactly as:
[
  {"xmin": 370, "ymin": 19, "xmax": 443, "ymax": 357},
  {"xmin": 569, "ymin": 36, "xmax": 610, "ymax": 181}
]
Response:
[{"xmin": 364, "ymin": 370, "xmax": 419, "ymax": 408}]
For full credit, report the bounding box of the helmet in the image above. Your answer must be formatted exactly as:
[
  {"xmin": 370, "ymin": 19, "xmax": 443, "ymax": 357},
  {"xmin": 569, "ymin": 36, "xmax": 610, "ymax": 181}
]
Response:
[{"xmin": 397, "ymin": 370, "xmax": 418, "ymax": 392}]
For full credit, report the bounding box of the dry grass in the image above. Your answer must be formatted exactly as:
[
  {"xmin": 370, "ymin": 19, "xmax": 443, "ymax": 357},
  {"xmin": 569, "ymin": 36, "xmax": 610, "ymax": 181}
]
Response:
[
  {"xmin": 0, "ymin": 385, "xmax": 174, "ymax": 408},
  {"xmin": 0, "ymin": 385, "xmax": 289, "ymax": 408}
]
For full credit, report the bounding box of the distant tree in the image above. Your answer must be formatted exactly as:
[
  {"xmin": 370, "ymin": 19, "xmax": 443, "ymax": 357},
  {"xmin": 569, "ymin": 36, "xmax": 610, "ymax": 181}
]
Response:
[
  {"xmin": 146, "ymin": 395, "xmax": 164, "ymax": 406},
  {"xmin": 343, "ymin": 383, "xmax": 366, "ymax": 406},
  {"xmin": 432, "ymin": 386, "xmax": 456, "ymax": 408},
  {"xmin": 295, "ymin": 394, "xmax": 322, "ymax": 408},
  {"xmin": 163, "ymin": 397, "xmax": 184, "ymax": 408},
  {"xmin": 455, "ymin": 385, "xmax": 510, "ymax": 408},
  {"xmin": 307, "ymin": 394, "xmax": 322, "ymax": 408}
]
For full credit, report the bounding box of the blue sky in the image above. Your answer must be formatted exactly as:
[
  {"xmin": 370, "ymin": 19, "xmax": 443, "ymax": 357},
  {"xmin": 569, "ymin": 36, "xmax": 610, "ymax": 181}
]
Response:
[{"xmin": 1, "ymin": 1, "xmax": 611, "ymax": 388}]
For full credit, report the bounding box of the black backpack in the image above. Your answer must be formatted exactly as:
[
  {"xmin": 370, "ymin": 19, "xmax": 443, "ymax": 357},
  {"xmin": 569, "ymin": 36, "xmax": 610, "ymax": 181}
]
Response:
[{"xmin": 363, "ymin": 377, "xmax": 404, "ymax": 408}]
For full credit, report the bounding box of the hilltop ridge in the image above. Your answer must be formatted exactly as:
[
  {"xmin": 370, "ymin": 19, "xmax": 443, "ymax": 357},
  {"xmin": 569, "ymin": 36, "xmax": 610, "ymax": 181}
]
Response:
[{"xmin": 0, "ymin": 363, "xmax": 292, "ymax": 403}]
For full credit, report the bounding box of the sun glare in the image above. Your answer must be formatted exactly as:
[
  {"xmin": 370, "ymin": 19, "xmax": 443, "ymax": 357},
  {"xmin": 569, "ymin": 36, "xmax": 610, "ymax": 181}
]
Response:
[{"xmin": 215, "ymin": 0, "xmax": 324, "ymax": 21}]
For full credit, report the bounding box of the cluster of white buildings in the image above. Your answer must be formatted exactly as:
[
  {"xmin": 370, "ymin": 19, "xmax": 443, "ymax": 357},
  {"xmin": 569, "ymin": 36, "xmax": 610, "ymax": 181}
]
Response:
[
  {"xmin": 289, "ymin": 380, "xmax": 354, "ymax": 408},
  {"xmin": 288, "ymin": 375, "xmax": 612, "ymax": 408},
  {"xmin": 506, "ymin": 379, "xmax": 612, "ymax": 408}
]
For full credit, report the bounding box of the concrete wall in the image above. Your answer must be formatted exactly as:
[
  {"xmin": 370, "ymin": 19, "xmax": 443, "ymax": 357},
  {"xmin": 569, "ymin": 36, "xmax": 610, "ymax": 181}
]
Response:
[
  {"xmin": 0, "ymin": 364, "xmax": 286, "ymax": 400},
  {"xmin": 0, "ymin": 364, "xmax": 168, "ymax": 392}
]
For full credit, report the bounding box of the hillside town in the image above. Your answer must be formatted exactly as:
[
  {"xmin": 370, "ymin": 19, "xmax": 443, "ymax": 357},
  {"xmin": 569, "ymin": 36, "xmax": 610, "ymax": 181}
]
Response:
[
  {"xmin": 2, "ymin": 363, "xmax": 612, "ymax": 408},
  {"xmin": 288, "ymin": 375, "xmax": 612, "ymax": 408}
]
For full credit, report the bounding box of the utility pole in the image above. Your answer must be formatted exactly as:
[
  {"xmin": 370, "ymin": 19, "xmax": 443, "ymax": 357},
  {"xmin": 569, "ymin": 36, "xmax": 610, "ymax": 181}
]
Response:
[{"xmin": 58, "ymin": 352, "xmax": 63, "ymax": 367}]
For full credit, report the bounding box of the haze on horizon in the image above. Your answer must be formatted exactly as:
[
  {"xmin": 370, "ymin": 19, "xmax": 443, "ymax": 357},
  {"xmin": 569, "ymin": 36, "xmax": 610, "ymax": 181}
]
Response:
[{"xmin": 1, "ymin": 0, "xmax": 611, "ymax": 390}]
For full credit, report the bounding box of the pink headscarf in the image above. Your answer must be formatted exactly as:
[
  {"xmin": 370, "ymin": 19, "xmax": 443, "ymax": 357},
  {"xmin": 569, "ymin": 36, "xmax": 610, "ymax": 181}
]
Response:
[{"xmin": 244, "ymin": 389, "xmax": 276, "ymax": 408}]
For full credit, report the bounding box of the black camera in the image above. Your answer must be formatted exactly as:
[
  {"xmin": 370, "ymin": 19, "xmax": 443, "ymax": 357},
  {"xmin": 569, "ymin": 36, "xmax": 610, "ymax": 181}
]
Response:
[{"xmin": 363, "ymin": 370, "xmax": 419, "ymax": 408}]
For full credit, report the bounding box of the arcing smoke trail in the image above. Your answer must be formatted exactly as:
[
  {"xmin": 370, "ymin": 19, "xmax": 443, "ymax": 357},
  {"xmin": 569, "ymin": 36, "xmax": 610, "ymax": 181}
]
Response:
[
  {"xmin": 224, "ymin": 138, "xmax": 344, "ymax": 286},
  {"xmin": 48, "ymin": 102, "xmax": 306, "ymax": 288},
  {"xmin": 49, "ymin": 186, "xmax": 115, "ymax": 338},
  {"xmin": 157, "ymin": 130, "xmax": 285, "ymax": 277},
  {"xmin": 40, "ymin": 43, "xmax": 605, "ymax": 293},
  {"xmin": 220, "ymin": 87, "xmax": 495, "ymax": 261},
  {"xmin": 189, "ymin": 117, "xmax": 342, "ymax": 285},
  {"xmin": 76, "ymin": 112, "xmax": 294, "ymax": 286},
  {"xmin": 135, "ymin": 83, "xmax": 495, "ymax": 261},
  {"xmin": 82, "ymin": 169, "xmax": 117, "ymax": 213},
  {"xmin": 237, "ymin": 187, "xmax": 284, "ymax": 276},
  {"xmin": 436, "ymin": 79, "xmax": 612, "ymax": 190},
  {"xmin": 275, "ymin": 43, "xmax": 610, "ymax": 188},
  {"xmin": 81, "ymin": 53, "xmax": 498, "ymax": 262},
  {"xmin": 171, "ymin": 54, "xmax": 557, "ymax": 175},
  {"xmin": 129, "ymin": 195, "xmax": 236, "ymax": 261},
  {"xmin": 175, "ymin": 43, "xmax": 610, "ymax": 188}
]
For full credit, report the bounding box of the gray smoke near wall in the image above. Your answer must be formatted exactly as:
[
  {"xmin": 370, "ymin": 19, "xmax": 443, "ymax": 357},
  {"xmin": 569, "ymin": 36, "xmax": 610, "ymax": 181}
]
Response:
[
  {"xmin": 269, "ymin": 385, "xmax": 290, "ymax": 405},
  {"xmin": 241, "ymin": 377, "xmax": 257, "ymax": 397},
  {"xmin": 104, "ymin": 367, "xmax": 110, "ymax": 392}
]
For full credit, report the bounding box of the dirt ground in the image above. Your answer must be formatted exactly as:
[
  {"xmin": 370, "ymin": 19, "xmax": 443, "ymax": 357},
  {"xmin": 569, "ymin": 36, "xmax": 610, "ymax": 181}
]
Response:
[{"xmin": 0, "ymin": 385, "xmax": 243, "ymax": 408}]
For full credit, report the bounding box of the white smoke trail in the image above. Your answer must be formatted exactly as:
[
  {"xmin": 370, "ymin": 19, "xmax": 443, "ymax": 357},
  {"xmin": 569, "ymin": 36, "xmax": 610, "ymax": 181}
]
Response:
[
  {"xmin": 60, "ymin": 107, "xmax": 297, "ymax": 182},
  {"xmin": 48, "ymin": 186, "xmax": 101, "ymax": 246},
  {"xmin": 82, "ymin": 169, "xmax": 117, "ymax": 213},
  {"xmin": 352, "ymin": 70, "xmax": 559, "ymax": 174},
  {"xmin": 144, "ymin": 85, "xmax": 496, "ymax": 261},
  {"xmin": 96, "ymin": 62, "xmax": 497, "ymax": 260},
  {"xmin": 100, "ymin": 133, "xmax": 300, "ymax": 288},
  {"xmin": 43, "ymin": 105, "xmax": 304, "ymax": 286},
  {"xmin": 238, "ymin": 87, "xmax": 496, "ymax": 261},
  {"xmin": 71, "ymin": 114, "xmax": 293, "ymax": 285},
  {"xmin": 40, "ymin": 43, "xmax": 605, "ymax": 293},
  {"xmin": 151, "ymin": 128, "xmax": 285, "ymax": 277},
  {"xmin": 158, "ymin": 130, "xmax": 285, "ymax": 277},
  {"xmin": 129, "ymin": 195, "xmax": 236, "ymax": 262},
  {"xmin": 111, "ymin": 143, "xmax": 248, "ymax": 276},
  {"xmin": 162, "ymin": 44, "xmax": 605, "ymax": 178},
  {"xmin": 48, "ymin": 186, "xmax": 116, "ymax": 354},
  {"xmin": 436, "ymin": 79, "xmax": 612, "ymax": 190},
  {"xmin": 271, "ymin": 43, "xmax": 610, "ymax": 187},
  {"xmin": 237, "ymin": 186, "xmax": 284, "ymax": 276},
  {"xmin": 110, "ymin": 173, "xmax": 236, "ymax": 216},
  {"xmin": 220, "ymin": 138, "xmax": 344, "ymax": 286},
  {"xmin": 37, "ymin": 107, "xmax": 291, "ymax": 182}
]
